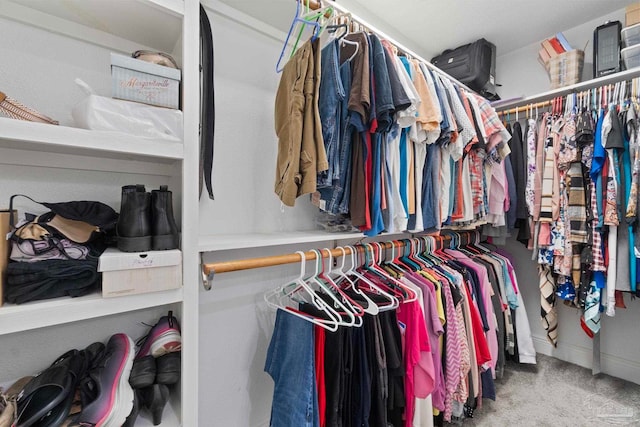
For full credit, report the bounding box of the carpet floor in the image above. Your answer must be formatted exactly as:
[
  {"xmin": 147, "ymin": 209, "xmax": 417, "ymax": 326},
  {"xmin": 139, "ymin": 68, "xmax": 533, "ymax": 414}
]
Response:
[{"xmin": 450, "ymin": 353, "xmax": 640, "ymax": 426}]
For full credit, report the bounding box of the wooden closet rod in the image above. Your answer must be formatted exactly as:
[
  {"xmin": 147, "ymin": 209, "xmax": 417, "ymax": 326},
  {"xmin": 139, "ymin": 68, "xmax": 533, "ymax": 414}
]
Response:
[
  {"xmin": 497, "ymin": 100, "xmax": 553, "ymax": 116},
  {"xmin": 297, "ymin": 0, "xmax": 479, "ymax": 97},
  {"xmin": 201, "ymin": 233, "xmax": 471, "ymax": 289}
]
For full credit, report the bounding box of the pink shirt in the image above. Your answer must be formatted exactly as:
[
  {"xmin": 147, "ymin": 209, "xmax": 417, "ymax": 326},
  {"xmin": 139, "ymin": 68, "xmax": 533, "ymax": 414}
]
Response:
[{"xmin": 396, "ymin": 297, "xmax": 432, "ymax": 427}]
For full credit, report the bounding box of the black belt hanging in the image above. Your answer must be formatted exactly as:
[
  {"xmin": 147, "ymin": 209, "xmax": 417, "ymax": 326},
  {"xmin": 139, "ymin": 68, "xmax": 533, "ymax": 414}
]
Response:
[{"xmin": 200, "ymin": 4, "xmax": 215, "ymax": 200}]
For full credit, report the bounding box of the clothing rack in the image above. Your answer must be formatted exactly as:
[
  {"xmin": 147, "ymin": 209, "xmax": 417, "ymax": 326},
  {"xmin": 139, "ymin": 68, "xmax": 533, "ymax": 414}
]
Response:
[
  {"xmin": 298, "ymin": 0, "xmax": 480, "ymax": 97},
  {"xmin": 489, "ymin": 71, "xmax": 640, "ymax": 377},
  {"xmin": 493, "ymin": 67, "xmax": 640, "ymax": 115},
  {"xmin": 201, "ymin": 232, "xmax": 478, "ymax": 290}
]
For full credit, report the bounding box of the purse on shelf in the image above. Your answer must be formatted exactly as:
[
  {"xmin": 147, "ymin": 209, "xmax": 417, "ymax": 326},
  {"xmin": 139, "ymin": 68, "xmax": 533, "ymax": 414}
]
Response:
[
  {"xmin": 0, "ymin": 91, "xmax": 58, "ymax": 125},
  {"xmin": 132, "ymin": 50, "xmax": 179, "ymax": 69},
  {"xmin": 7, "ymin": 194, "xmax": 119, "ymax": 260}
]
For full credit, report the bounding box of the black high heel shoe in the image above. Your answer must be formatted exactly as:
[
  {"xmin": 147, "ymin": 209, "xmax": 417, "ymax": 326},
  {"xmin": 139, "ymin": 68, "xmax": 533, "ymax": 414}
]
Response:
[{"xmin": 141, "ymin": 383, "xmax": 170, "ymax": 426}]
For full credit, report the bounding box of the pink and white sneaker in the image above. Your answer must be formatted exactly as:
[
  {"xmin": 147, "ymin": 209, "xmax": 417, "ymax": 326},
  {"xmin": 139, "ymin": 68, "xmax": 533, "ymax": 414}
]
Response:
[{"xmin": 136, "ymin": 311, "xmax": 182, "ymax": 359}]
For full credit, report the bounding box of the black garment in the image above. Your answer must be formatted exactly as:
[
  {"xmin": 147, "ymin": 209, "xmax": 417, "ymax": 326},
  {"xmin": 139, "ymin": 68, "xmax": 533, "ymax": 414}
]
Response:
[
  {"xmin": 5, "ymin": 259, "xmax": 100, "ymax": 304},
  {"xmin": 504, "ymin": 136, "xmax": 518, "ymax": 229},
  {"xmin": 515, "ymin": 121, "xmax": 531, "ymax": 246},
  {"xmin": 509, "ymin": 122, "xmax": 528, "ymax": 220},
  {"xmin": 325, "ymin": 327, "xmax": 345, "ymax": 427},
  {"xmin": 343, "ymin": 327, "xmax": 354, "ymax": 427},
  {"xmin": 350, "ymin": 325, "xmax": 370, "ymax": 427},
  {"xmin": 200, "ymin": 5, "xmax": 215, "ymax": 200},
  {"xmin": 379, "ymin": 310, "xmax": 404, "ymax": 427},
  {"xmin": 604, "ymin": 110, "xmax": 624, "ymax": 149},
  {"xmin": 365, "ymin": 314, "xmax": 388, "ymax": 427}
]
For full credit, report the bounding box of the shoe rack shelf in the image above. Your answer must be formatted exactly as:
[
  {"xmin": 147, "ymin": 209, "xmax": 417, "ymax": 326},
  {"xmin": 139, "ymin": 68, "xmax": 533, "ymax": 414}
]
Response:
[
  {"xmin": 0, "ymin": 0, "xmax": 200, "ymax": 426},
  {"xmin": 0, "ymin": 288, "xmax": 183, "ymax": 336}
]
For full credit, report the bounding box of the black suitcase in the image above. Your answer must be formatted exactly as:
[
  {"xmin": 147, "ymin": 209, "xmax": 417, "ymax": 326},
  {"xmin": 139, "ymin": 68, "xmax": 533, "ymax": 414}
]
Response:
[{"xmin": 431, "ymin": 38, "xmax": 496, "ymax": 96}]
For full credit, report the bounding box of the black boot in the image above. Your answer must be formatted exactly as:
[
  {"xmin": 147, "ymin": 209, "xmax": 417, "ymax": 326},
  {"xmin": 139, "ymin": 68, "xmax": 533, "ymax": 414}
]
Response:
[
  {"xmin": 151, "ymin": 185, "xmax": 179, "ymax": 250},
  {"xmin": 117, "ymin": 184, "xmax": 152, "ymax": 252}
]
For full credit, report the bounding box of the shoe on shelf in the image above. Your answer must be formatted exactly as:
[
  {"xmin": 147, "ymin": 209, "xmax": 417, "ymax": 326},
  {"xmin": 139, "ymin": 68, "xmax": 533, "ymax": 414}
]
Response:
[
  {"xmin": 15, "ymin": 350, "xmax": 85, "ymax": 427},
  {"xmin": 140, "ymin": 384, "xmax": 170, "ymax": 426},
  {"xmin": 117, "ymin": 184, "xmax": 152, "ymax": 253},
  {"xmin": 0, "ymin": 397, "xmax": 12, "ymax": 427},
  {"xmin": 156, "ymin": 352, "xmax": 181, "ymax": 385},
  {"xmin": 136, "ymin": 311, "xmax": 182, "ymax": 359},
  {"xmin": 0, "ymin": 376, "xmax": 31, "ymax": 427},
  {"xmin": 121, "ymin": 389, "xmax": 141, "ymax": 427},
  {"xmin": 129, "ymin": 356, "xmax": 156, "ymax": 389},
  {"xmin": 77, "ymin": 342, "xmax": 105, "ymax": 410},
  {"xmin": 69, "ymin": 333, "xmax": 135, "ymax": 427},
  {"xmin": 151, "ymin": 185, "xmax": 179, "ymax": 251}
]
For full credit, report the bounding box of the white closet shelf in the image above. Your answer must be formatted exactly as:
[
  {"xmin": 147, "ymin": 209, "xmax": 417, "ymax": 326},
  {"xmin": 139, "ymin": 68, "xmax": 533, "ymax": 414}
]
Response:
[
  {"xmin": 0, "ymin": 118, "xmax": 183, "ymax": 164},
  {"xmin": 2, "ymin": 0, "xmax": 183, "ymax": 53},
  {"xmin": 492, "ymin": 66, "xmax": 640, "ymax": 110},
  {"xmin": 199, "ymin": 231, "xmax": 416, "ymax": 252},
  {"xmin": 0, "ymin": 288, "xmax": 183, "ymax": 336},
  {"xmin": 199, "ymin": 231, "xmax": 368, "ymax": 252}
]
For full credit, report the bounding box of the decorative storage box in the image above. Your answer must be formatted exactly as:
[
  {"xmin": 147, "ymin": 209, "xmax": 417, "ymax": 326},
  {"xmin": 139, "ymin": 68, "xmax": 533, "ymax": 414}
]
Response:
[
  {"xmin": 110, "ymin": 53, "xmax": 181, "ymax": 109},
  {"xmin": 548, "ymin": 50, "xmax": 584, "ymax": 89},
  {"xmin": 98, "ymin": 248, "xmax": 182, "ymax": 298}
]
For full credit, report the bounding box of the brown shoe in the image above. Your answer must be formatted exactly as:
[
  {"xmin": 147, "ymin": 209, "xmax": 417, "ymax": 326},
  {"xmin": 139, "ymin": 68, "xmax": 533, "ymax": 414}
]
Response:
[{"xmin": 0, "ymin": 376, "xmax": 34, "ymax": 427}]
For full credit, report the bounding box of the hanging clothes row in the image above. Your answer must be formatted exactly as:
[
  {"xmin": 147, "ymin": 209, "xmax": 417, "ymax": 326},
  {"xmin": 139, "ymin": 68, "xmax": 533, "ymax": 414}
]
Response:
[
  {"xmin": 263, "ymin": 233, "xmax": 536, "ymax": 427},
  {"xmin": 273, "ymin": 2, "xmax": 513, "ymax": 238},
  {"xmin": 496, "ymin": 77, "xmax": 640, "ymax": 347}
]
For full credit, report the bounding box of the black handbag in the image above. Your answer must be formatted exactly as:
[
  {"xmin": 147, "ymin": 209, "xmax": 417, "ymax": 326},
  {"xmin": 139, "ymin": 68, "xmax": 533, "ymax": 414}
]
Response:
[
  {"xmin": 8, "ymin": 194, "xmax": 118, "ymax": 248},
  {"xmin": 431, "ymin": 38, "xmax": 496, "ymax": 96}
]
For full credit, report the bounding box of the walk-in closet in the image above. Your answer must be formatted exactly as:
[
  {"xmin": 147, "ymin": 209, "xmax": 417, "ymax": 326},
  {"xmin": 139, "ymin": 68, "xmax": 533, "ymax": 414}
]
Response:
[{"xmin": 1, "ymin": 1, "xmax": 640, "ymax": 426}]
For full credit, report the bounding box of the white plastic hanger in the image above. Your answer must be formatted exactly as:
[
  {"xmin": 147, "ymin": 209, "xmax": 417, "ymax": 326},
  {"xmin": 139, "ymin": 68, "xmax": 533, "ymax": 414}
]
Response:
[
  {"xmin": 366, "ymin": 242, "xmax": 418, "ymax": 303},
  {"xmin": 264, "ymin": 251, "xmax": 340, "ymax": 331},
  {"xmin": 331, "ymin": 247, "xmax": 379, "ymax": 315},
  {"xmin": 344, "ymin": 245, "xmax": 399, "ymax": 311},
  {"xmin": 306, "ymin": 249, "xmax": 358, "ymax": 327},
  {"xmin": 319, "ymin": 247, "xmax": 365, "ymax": 325}
]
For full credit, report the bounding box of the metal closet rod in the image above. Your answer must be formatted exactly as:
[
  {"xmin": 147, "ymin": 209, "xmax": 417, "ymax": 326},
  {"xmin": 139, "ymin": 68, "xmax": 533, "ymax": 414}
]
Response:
[
  {"xmin": 200, "ymin": 232, "xmax": 479, "ymax": 289},
  {"xmin": 298, "ymin": 0, "xmax": 480, "ymax": 97}
]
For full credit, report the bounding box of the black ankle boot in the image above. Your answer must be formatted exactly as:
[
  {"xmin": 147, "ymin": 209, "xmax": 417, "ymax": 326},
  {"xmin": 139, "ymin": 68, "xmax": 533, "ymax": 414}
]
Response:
[
  {"xmin": 151, "ymin": 185, "xmax": 179, "ymax": 250},
  {"xmin": 141, "ymin": 383, "xmax": 170, "ymax": 426},
  {"xmin": 117, "ymin": 184, "xmax": 152, "ymax": 252}
]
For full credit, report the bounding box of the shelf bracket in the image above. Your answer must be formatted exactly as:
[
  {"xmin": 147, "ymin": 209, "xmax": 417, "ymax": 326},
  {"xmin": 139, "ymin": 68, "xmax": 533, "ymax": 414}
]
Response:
[{"xmin": 201, "ymin": 254, "xmax": 214, "ymax": 291}]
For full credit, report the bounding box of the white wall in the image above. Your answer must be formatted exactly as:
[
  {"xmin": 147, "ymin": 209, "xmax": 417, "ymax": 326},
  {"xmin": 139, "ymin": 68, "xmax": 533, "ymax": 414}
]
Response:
[
  {"xmin": 496, "ymin": 8, "xmax": 640, "ymax": 384},
  {"xmin": 197, "ymin": 8, "xmax": 318, "ymax": 236},
  {"xmin": 497, "ymin": 8, "xmax": 626, "ymax": 99}
]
